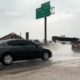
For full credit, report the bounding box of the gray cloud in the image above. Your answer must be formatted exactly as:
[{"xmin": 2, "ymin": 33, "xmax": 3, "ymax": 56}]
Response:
[{"xmin": 0, "ymin": 0, "xmax": 80, "ymax": 40}]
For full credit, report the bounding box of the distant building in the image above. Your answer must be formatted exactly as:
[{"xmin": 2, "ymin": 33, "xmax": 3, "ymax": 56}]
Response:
[
  {"xmin": 52, "ymin": 36, "xmax": 79, "ymax": 43},
  {"xmin": 0, "ymin": 32, "xmax": 24, "ymax": 40}
]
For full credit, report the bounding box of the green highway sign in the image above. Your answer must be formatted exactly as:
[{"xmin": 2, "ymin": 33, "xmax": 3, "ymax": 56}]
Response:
[
  {"xmin": 36, "ymin": 8, "xmax": 44, "ymax": 19},
  {"xmin": 36, "ymin": 7, "xmax": 50, "ymax": 19},
  {"xmin": 41, "ymin": 1, "xmax": 50, "ymax": 9},
  {"xmin": 35, "ymin": 1, "xmax": 55, "ymax": 44},
  {"xmin": 36, "ymin": 1, "xmax": 51, "ymax": 19}
]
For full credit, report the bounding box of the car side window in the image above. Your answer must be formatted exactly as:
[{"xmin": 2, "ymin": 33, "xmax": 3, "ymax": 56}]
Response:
[
  {"xmin": 7, "ymin": 40, "xmax": 37, "ymax": 48},
  {"xmin": 7, "ymin": 40, "xmax": 21, "ymax": 46},
  {"xmin": 21, "ymin": 41, "xmax": 36, "ymax": 48},
  {"xmin": 26, "ymin": 43, "xmax": 36, "ymax": 48}
]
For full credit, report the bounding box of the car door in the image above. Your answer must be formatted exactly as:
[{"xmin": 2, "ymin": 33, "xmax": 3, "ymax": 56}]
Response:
[
  {"xmin": 7, "ymin": 40, "xmax": 27, "ymax": 60},
  {"xmin": 21, "ymin": 41, "xmax": 42, "ymax": 59}
]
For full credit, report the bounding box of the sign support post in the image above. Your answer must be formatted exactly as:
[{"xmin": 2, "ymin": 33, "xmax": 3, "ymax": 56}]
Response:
[{"xmin": 44, "ymin": 17, "xmax": 47, "ymax": 44}]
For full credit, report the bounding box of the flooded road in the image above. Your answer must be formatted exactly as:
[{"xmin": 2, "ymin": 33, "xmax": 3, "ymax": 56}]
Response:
[
  {"xmin": 0, "ymin": 42, "xmax": 80, "ymax": 77},
  {"xmin": 43, "ymin": 42, "xmax": 80, "ymax": 62}
]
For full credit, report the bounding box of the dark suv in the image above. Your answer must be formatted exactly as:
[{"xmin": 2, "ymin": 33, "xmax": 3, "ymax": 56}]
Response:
[{"xmin": 0, "ymin": 39, "xmax": 52, "ymax": 66}]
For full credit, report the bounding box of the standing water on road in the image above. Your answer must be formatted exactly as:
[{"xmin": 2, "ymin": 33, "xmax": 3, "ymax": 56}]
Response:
[{"xmin": 42, "ymin": 42, "xmax": 80, "ymax": 62}]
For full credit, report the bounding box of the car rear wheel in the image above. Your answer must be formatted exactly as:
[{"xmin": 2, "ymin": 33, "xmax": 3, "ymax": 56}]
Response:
[
  {"xmin": 42, "ymin": 52, "xmax": 49, "ymax": 60},
  {"xmin": 1, "ymin": 54, "xmax": 13, "ymax": 66}
]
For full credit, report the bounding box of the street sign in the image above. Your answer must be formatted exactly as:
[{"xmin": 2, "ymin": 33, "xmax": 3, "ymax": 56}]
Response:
[
  {"xmin": 36, "ymin": 7, "xmax": 50, "ymax": 19},
  {"xmin": 41, "ymin": 1, "xmax": 50, "ymax": 9},
  {"xmin": 36, "ymin": 8, "xmax": 44, "ymax": 19},
  {"xmin": 36, "ymin": 1, "xmax": 51, "ymax": 19},
  {"xmin": 41, "ymin": 5, "xmax": 50, "ymax": 16},
  {"xmin": 36, "ymin": 1, "xmax": 54, "ymax": 44}
]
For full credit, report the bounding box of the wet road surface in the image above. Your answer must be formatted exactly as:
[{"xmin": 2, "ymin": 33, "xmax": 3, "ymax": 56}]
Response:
[
  {"xmin": 0, "ymin": 42, "xmax": 80, "ymax": 76},
  {"xmin": 43, "ymin": 42, "xmax": 80, "ymax": 61}
]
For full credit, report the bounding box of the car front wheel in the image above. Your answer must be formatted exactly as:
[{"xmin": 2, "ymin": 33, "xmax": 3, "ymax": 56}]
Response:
[
  {"xmin": 42, "ymin": 52, "xmax": 49, "ymax": 60},
  {"xmin": 1, "ymin": 54, "xmax": 13, "ymax": 66}
]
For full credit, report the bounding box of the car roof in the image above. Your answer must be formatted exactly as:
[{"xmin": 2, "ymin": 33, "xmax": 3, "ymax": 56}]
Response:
[
  {"xmin": 0, "ymin": 39, "xmax": 28, "ymax": 43},
  {"xmin": 0, "ymin": 39, "xmax": 39, "ymax": 47}
]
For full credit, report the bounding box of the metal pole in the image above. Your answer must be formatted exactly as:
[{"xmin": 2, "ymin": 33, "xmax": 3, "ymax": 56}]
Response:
[
  {"xmin": 26, "ymin": 32, "xmax": 29, "ymax": 40},
  {"xmin": 44, "ymin": 17, "xmax": 47, "ymax": 44}
]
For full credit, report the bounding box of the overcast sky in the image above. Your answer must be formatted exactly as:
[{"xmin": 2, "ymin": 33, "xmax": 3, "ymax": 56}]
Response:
[{"xmin": 0, "ymin": 0, "xmax": 80, "ymax": 40}]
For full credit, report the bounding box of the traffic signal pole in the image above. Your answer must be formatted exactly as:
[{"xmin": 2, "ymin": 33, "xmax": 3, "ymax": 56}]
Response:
[{"xmin": 44, "ymin": 17, "xmax": 47, "ymax": 44}]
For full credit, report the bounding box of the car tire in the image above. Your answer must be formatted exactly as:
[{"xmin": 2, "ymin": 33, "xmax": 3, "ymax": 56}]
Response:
[
  {"xmin": 42, "ymin": 52, "xmax": 49, "ymax": 60},
  {"xmin": 1, "ymin": 54, "xmax": 13, "ymax": 66}
]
